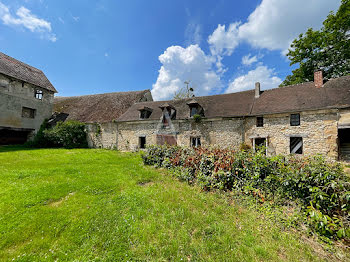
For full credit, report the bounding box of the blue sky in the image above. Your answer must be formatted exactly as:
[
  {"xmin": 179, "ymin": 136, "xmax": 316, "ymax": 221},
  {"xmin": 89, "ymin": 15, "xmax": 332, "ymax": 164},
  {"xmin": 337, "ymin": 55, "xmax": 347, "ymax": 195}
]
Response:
[{"xmin": 0, "ymin": 0, "xmax": 341, "ymax": 100}]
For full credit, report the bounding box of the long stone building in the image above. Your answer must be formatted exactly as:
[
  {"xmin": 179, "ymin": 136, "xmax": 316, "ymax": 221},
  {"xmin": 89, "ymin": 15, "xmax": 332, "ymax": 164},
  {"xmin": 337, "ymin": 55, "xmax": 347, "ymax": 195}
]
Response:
[
  {"xmin": 115, "ymin": 72, "xmax": 350, "ymax": 160},
  {"xmin": 53, "ymin": 90, "xmax": 153, "ymax": 148},
  {"xmin": 0, "ymin": 52, "xmax": 57, "ymax": 145}
]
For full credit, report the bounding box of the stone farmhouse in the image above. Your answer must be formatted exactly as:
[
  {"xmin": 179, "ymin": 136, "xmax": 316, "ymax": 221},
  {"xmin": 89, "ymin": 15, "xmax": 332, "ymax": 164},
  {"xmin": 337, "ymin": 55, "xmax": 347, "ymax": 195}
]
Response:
[
  {"xmin": 53, "ymin": 90, "xmax": 153, "ymax": 148},
  {"xmin": 116, "ymin": 72, "xmax": 350, "ymax": 161},
  {"xmin": 2, "ymin": 52, "xmax": 350, "ymax": 161},
  {"xmin": 0, "ymin": 52, "xmax": 57, "ymax": 145}
]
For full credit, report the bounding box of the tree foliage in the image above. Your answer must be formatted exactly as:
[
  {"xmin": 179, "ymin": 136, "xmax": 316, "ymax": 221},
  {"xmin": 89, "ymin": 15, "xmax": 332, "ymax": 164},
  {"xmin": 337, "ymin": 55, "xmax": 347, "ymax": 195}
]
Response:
[
  {"xmin": 173, "ymin": 81, "xmax": 195, "ymax": 99},
  {"xmin": 281, "ymin": 0, "xmax": 350, "ymax": 86}
]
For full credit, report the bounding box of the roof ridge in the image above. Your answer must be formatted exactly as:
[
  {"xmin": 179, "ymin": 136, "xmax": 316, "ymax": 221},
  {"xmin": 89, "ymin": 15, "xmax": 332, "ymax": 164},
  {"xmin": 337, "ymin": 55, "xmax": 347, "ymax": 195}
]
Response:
[
  {"xmin": 55, "ymin": 89, "xmax": 149, "ymax": 99},
  {"xmin": 0, "ymin": 52, "xmax": 42, "ymax": 73}
]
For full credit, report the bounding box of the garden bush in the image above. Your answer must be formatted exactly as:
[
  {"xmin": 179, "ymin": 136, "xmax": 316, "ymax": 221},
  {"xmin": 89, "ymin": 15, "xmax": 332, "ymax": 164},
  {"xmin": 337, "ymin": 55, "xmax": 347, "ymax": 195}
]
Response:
[
  {"xmin": 142, "ymin": 145, "xmax": 350, "ymax": 240},
  {"xmin": 28, "ymin": 120, "xmax": 88, "ymax": 149}
]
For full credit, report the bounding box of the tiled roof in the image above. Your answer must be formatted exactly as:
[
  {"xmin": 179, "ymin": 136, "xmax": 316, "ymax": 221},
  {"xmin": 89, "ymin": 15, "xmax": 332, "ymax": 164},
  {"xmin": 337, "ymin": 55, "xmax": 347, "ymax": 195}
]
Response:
[
  {"xmin": 117, "ymin": 75, "xmax": 350, "ymax": 122},
  {"xmin": 54, "ymin": 90, "xmax": 152, "ymax": 123},
  {"xmin": 0, "ymin": 52, "xmax": 57, "ymax": 93}
]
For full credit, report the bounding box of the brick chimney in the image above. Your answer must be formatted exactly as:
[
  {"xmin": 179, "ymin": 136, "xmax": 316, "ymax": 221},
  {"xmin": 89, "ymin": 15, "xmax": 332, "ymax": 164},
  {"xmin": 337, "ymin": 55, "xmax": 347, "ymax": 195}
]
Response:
[
  {"xmin": 314, "ymin": 70, "xmax": 323, "ymax": 88},
  {"xmin": 255, "ymin": 82, "xmax": 261, "ymax": 98}
]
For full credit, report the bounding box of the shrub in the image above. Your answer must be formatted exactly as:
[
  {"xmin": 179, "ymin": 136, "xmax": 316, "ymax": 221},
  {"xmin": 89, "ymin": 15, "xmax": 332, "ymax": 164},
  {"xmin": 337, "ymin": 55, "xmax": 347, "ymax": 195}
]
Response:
[
  {"xmin": 28, "ymin": 120, "xmax": 88, "ymax": 149},
  {"xmin": 25, "ymin": 119, "xmax": 51, "ymax": 148},
  {"xmin": 44, "ymin": 121, "xmax": 88, "ymax": 148},
  {"xmin": 142, "ymin": 145, "xmax": 350, "ymax": 240},
  {"xmin": 192, "ymin": 114, "xmax": 202, "ymax": 123}
]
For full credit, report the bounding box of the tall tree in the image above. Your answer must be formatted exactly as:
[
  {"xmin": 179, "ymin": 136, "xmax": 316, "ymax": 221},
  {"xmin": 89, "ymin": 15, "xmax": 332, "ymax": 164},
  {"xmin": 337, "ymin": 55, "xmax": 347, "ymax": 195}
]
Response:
[{"xmin": 281, "ymin": 0, "xmax": 350, "ymax": 86}]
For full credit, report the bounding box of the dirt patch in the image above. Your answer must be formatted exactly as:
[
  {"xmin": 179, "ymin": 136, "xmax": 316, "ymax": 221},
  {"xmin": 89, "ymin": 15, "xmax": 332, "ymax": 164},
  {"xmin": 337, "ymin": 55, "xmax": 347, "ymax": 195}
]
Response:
[
  {"xmin": 137, "ymin": 181, "xmax": 154, "ymax": 187},
  {"xmin": 48, "ymin": 192, "xmax": 75, "ymax": 207},
  {"xmin": 298, "ymin": 234, "xmax": 346, "ymax": 262}
]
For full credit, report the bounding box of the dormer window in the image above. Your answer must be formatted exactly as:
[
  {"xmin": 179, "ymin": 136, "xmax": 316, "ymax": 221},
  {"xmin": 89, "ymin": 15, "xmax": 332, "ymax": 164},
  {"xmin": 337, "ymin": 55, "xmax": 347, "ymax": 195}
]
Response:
[
  {"xmin": 35, "ymin": 90, "xmax": 43, "ymax": 100},
  {"xmin": 138, "ymin": 106, "xmax": 153, "ymax": 119},
  {"xmin": 187, "ymin": 99, "xmax": 204, "ymax": 118},
  {"xmin": 190, "ymin": 106, "xmax": 198, "ymax": 117}
]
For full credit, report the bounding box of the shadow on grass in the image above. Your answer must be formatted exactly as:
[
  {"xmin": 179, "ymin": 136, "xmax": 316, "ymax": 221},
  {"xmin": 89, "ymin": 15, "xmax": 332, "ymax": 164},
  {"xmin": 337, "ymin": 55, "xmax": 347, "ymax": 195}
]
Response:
[
  {"xmin": 0, "ymin": 145, "xmax": 93, "ymax": 153},
  {"xmin": 0, "ymin": 145, "xmax": 46, "ymax": 153},
  {"xmin": 0, "ymin": 145, "xmax": 40, "ymax": 153}
]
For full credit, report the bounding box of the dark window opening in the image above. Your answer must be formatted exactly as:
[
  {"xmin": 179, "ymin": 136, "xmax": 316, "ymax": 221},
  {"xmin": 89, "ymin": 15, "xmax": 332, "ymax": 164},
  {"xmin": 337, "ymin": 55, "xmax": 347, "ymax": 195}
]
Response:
[
  {"xmin": 22, "ymin": 107, "xmax": 36, "ymax": 119},
  {"xmin": 191, "ymin": 137, "xmax": 201, "ymax": 147},
  {"xmin": 21, "ymin": 81, "xmax": 24, "ymax": 87},
  {"xmin": 256, "ymin": 116, "xmax": 264, "ymax": 127},
  {"xmin": 190, "ymin": 106, "xmax": 198, "ymax": 117},
  {"xmin": 290, "ymin": 137, "xmax": 303, "ymax": 154},
  {"xmin": 140, "ymin": 110, "xmax": 152, "ymax": 119},
  {"xmin": 254, "ymin": 138, "xmax": 266, "ymax": 154},
  {"xmin": 290, "ymin": 114, "xmax": 300, "ymax": 126},
  {"xmin": 339, "ymin": 128, "xmax": 350, "ymax": 161},
  {"xmin": 189, "ymin": 105, "xmax": 204, "ymax": 117},
  {"xmin": 139, "ymin": 136, "xmax": 146, "ymax": 149},
  {"xmin": 35, "ymin": 90, "xmax": 43, "ymax": 100}
]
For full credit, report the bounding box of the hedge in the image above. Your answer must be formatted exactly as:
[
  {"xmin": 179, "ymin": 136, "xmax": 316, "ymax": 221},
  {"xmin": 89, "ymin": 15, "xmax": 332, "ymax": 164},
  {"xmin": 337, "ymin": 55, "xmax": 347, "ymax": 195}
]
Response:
[{"xmin": 142, "ymin": 145, "xmax": 350, "ymax": 240}]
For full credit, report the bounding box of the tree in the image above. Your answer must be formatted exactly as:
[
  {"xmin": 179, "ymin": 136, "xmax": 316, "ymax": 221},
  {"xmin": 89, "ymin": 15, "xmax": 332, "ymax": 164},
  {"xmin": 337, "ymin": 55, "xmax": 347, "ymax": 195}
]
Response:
[
  {"xmin": 173, "ymin": 81, "xmax": 195, "ymax": 100},
  {"xmin": 281, "ymin": 0, "xmax": 350, "ymax": 86}
]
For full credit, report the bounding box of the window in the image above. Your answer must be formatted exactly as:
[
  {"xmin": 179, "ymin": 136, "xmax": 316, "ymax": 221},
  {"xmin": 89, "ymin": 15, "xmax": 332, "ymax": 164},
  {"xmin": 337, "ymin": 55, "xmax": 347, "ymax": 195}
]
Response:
[
  {"xmin": 190, "ymin": 106, "xmax": 198, "ymax": 117},
  {"xmin": 290, "ymin": 137, "xmax": 303, "ymax": 154},
  {"xmin": 140, "ymin": 110, "xmax": 152, "ymax": 119},
  {"xmin": 254, "ymin": 138, "xmax": 266, "ymax": 154},
  {"xmin": 256, "ymin": 116, "xmax": 264, "ymax": 127},
  {"xmin": 35, "ymin": 90, "xmax": 43, "ymax": 100},
  {"xmin": 139, "ymin": 136, "xmax": 146, "ymax": 149},
  {"xmin": 22, "ymin": 107, "xmax": 36, "ymax": 119},
  {"xmin": 191, "ymin": 137, "xmax": 201, "ymax": 147},
  {"xmin": 290, "ymin": 113, "xmax": 300, "ymax": 126}
]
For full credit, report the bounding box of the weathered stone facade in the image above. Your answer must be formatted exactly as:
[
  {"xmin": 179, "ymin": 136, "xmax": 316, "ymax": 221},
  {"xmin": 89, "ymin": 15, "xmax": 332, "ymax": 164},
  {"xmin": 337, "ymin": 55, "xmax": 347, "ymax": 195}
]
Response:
[
  {"xmin": 0, "ymin": 73, "xmax": 54, "ymax": 134},
  {"xmin": 86, "ymin": 122, "xmax": 118, "ymax": 149},
  {"xmin": 115, "ymin": 109, "xmax": 339, "ymax": 159},
  {"xmin": 244, "ymin": 109, "xmax": 339, "ymax": 159}
]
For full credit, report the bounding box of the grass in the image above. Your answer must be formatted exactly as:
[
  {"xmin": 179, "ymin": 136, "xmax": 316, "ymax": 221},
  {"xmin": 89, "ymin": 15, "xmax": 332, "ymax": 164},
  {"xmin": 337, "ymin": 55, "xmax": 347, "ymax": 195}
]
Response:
[{"xmin": 0, "ymin": 147, "xmax": 346, "ymax": 261}]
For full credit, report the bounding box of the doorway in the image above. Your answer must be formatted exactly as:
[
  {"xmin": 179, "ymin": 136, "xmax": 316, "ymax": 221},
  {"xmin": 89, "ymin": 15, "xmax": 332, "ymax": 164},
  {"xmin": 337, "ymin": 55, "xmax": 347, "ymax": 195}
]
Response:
[
  {"xmin": 139, "ymin": 136, "xmax": 146, "ymax": 149},
  {"xmin": 254, "ymin": 137, "xmax": 267, "ymax": 154},
  {"xmin": 338, "ymin": 128, "xmax": 350, "ymax": 161},
  {"xmin": 0, "ymin": 128, "xmax": 32, "ymax": 145}
]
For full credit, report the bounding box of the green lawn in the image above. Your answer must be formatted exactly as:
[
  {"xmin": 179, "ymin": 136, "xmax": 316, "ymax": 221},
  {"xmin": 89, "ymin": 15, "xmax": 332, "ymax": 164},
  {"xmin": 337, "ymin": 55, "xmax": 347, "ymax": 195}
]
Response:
[{"xmin": 0, "ymin": 147, "xmax": 344, "ymax": 261}]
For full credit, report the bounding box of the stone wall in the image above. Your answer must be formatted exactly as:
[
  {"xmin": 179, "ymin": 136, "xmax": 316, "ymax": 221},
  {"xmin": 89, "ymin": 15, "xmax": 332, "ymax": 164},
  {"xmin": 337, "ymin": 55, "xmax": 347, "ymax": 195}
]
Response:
[
  {"xmin": 0, "ymin": 73, "xmax": 54, "ymax": 133},
  {"xmin": 116, "ymin": 109, "xmax": 339, "ymax": 159},
  {"xmin": 244, "ymin": 110, "xmax": 338, "ymax": 159},
  {"xmin": 117, "ymin": 118, "xmax": 244, "ymax": 151},
  {"xmin": 86, "ymin": 122, "xmax": 118, "ymax": 149}
]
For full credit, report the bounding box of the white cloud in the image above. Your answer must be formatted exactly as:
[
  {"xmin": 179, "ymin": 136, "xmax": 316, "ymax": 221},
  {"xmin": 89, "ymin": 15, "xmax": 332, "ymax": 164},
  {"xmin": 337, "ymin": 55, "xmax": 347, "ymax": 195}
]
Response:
[
  {"xmin": 208, "ymin": 23, "xmax": 240, "ymax": 57},
  {"xmin": 151, "ymin": 45, "xmax": 221, "ymax": 101},
  {"xmin": 0, "ymin": 2, "xmax": 56, "ymax": 42},
  {"xmin": 241, "ymin": 54, "xmax": 258, "ymax": 66},
  {"xmin": 226, "ymin": 65, "xmax": 282, "ymax": 93},
  {"xmin": 208, "ymin": 0, "xmax": 341, "ymax": 56},
  {"xmin": 185, "ymin": 22, "xmax": 202, "ymax": 45}
]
